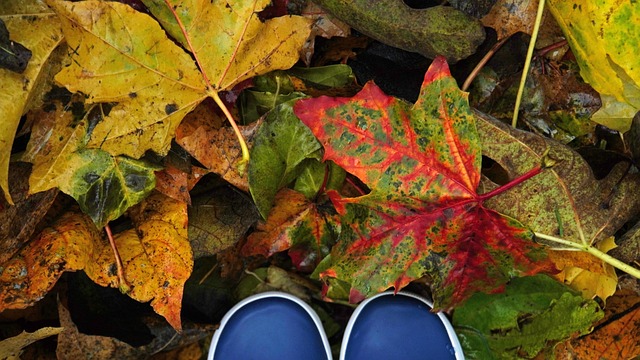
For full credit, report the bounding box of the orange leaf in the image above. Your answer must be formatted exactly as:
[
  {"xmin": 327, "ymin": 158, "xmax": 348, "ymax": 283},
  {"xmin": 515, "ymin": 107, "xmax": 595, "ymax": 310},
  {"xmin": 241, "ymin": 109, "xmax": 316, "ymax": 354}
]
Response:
[
  {"xmin": 175, "ymin": 104, "xmax": 262, "ymax": 192},
  {"xmin": 0, "ymin": 210, "xmax": 101, "ymax": 311},
  {"xmin": 568, "ymin": 289, "xmax": 640, "ymax": 359}
]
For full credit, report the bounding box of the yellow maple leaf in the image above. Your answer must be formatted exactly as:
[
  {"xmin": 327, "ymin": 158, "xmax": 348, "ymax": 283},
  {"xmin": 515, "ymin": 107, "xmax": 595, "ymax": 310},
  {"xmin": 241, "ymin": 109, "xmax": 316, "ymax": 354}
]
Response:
[
  {"xmin": 46, "ymin": 0, "xmax": 312, "ymax": 160},
  {"xmin": 0, "ymin": 1, "xmax": 63, "ymax": 203}
]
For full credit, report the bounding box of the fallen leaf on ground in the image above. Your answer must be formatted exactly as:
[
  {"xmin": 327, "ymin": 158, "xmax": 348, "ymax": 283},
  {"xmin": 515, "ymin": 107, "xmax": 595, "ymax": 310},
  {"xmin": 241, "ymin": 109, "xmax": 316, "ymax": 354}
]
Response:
[
  {"xmin": 452, "ymin": 275, "xmax": 603, "ymax": 359},
  {"xmin": 0, "ymin": 326, "xmax": 63, "ymax": 359},
  {"xmin": 548, "ymin": 237, "xmax": 618, "ymax": 301},
  {"xmin": 0, "ymin": 0, "xmax": 63, "ymax": 202},
  {"xmin": 566, "ymin": 289, "xmax": 640, "ymax": 359},
  {"xmin": 547, "ymin": 0, "xmax": 640, "ymax": 132},
  {"xmin": 481, "ymin": 0, "xmax": 541, "ymax": 40},
  {"xmin": 248, "ymin": 101, "xmax": 322, "ymax": 218},
  {"xmin": 475, "ymin": 111, "xmax": 640, "ymax": 292},
  {"xmin": 154, "ymin": 165, "xmax": 207, "ymax": 205},
  {"xmin": 0, "ymin": 162, "xmax": 58, "ymax": 264},
  {"xmin": 86, "ymin": 192, "xmax": 193, "ymax": 331},
  {"xmin": 294, "ymin": 56, "xmax": 556, "ymax": 308},
  {"xmin": 175, "ymin": 103, "xmax": 262, "ymax": 192},
  {"xmin": 25, "ymin": 103, "xmax": 160, "ymax": 228},
  {"xmin": 47, "ymin": 0, "xmax": 311, "ymax": 158},
  {"xmin": 188, "ymin": 186, "xmax": 259, "ymax": 258},
  {"xmin": 0, "ymin": 210, "xmax": 101, "ymax": 311},
  {"xmin": 243, "ymin": 188, "xmax": 339, "ymax": 272}
]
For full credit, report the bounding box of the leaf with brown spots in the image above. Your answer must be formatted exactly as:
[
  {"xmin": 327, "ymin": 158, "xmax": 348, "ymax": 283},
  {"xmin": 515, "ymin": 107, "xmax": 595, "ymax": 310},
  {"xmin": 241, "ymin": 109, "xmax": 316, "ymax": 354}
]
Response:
[
  {"xmin": 86, "ymin": 192, "xmax": 193, "ymax": 331},
  {"xmin": 46, "ymin": 0, "xmax": 312, "ymax": 159}
]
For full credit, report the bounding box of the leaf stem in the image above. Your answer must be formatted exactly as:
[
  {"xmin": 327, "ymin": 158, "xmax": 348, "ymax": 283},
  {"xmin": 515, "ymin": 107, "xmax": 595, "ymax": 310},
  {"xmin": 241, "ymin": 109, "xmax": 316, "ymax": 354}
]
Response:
[
  {"xmin": 511, "ymin": 0, "xmax": 546, "ymax": 128},
  {"xmin": 535, "ymin": 232, "xmax": 640, "ymax": 279},
  {"xmin": 462, "ymin": 35, "xmax": 511, "ymax": 91},
  {"xmin": 478, "ymin": 166, "xmax": 543, "ymax": 201},
  {"xmin": 212, "ymin": 91, "xmax": 250, "ymax": 168},
  {"xmin": 105, "ymin": 224, "xmax": 131, "ymax": 293}
]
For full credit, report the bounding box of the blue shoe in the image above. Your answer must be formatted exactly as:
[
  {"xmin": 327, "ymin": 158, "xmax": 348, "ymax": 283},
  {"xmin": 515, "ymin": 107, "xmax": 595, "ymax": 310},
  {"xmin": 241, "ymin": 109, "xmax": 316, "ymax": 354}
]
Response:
[
  {"xmin": 340, "ymin": 291, "xmax": 464, "ymax": 360},
  {"xmin": 208, "ymin": 291, "xmax": 332, "ymax": 360}
]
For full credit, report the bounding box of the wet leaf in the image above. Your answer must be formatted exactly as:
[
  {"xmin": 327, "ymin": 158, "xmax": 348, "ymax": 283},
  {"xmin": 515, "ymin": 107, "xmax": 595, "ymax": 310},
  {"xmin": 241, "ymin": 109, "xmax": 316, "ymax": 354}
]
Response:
[
  {"xmin": 154, "ymin": 164, "xmax": 207, "ymax": 205},
  {"xmin": 249, "ymin": 101, "xmax": 322, "ymax": 218},
  {"xmin": 294, "ymin": 57, "xmax": 556, "ymax": 308},
  {"xmin": 243, "ymin": 188, "xmax": 339, "ymax": 272},
  {"xmin": 452, "ymin": 275, "xmax": 603, "ymax": 359},
  {"xmin": 188, "ymin": 186, "xmax": 259, "ymax": 258},
  {"xmin": 293, "ymin": 160, "xmax": 346, "ymax": 200},
  {"xmin": 86, "ymin": 192, "xmax": 193, "ymax": 331},
  {"xmin": 0, "ymin": 0, "xmax": 63, "ymax": 202},
  {"xmin": 547, "ymin": 0, "xmax": 640, "ymax": 132},
  {"xmin": 46, "ymin": 0, "xmax": 312, "ymax": 158}
]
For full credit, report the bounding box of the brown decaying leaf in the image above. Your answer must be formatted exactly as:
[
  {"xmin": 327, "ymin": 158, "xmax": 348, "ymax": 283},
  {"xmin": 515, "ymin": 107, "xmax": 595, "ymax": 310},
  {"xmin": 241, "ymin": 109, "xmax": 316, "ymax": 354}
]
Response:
[
  {"xmin": 175, "ymin": 104, "xmax": 262, "ymax": 192},
  {"xmin": 0, "ymin": 210, "xmax": 101, "ymax": 311},
  {"xmin": 0, "ymin": 162, "xmax": 58, "ymax": 264},
  {"xmin": 481, "ymin": 0, "xmax": 541, "ymax": 40},
  {"xmin": 299, "ymin": 2, "xmax": 351, "ymax": 66},
  {"xmin": 188, "ymin": 186, "xmax": 259, "ymax": 259},
  {"xmin": 86, "ymin": 192, "xmax": 193, "ymax": 331}
]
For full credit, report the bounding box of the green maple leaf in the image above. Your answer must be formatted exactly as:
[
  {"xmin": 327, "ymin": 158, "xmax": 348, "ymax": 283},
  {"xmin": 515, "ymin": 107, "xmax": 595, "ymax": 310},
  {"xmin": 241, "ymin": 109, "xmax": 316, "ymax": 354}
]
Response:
[{"xmin": 294, "ymin": 57, "xmax": 557, "ymax": 309}]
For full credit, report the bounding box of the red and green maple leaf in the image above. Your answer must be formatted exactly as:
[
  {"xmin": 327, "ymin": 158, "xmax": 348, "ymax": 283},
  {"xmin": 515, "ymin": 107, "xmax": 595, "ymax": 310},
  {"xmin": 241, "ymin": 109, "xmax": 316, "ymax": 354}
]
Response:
[{"xmin": 293, "ymin": 56, "xmax": 557, "ymax": 309}]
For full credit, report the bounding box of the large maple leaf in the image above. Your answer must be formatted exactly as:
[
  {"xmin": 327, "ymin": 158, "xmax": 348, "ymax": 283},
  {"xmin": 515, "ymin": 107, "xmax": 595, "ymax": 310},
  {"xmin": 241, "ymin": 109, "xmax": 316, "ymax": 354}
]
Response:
[{"xmin": 294, "ymin": 57, "xmax": 557, "ymax": 309}]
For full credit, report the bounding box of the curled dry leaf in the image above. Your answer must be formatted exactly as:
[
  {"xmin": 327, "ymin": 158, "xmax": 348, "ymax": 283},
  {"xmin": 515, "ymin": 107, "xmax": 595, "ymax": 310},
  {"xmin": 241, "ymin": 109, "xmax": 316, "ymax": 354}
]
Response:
[{"xmin": 86, "ymin": 192, "xmax": 193, "ymax": 331}]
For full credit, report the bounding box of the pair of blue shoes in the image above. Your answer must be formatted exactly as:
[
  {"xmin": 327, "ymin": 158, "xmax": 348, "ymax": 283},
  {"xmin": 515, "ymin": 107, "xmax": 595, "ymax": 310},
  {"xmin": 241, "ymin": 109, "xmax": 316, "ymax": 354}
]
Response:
[{"xmin": 208, "ymin": 291, "xmax": 464, "ymax": 359}]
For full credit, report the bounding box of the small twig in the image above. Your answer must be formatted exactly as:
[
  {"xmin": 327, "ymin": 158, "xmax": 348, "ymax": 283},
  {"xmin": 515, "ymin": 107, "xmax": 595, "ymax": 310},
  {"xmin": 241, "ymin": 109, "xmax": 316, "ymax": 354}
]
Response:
[
  {"xmin": 535, "ymin": 232, "xmax": 640, "ymax": 279},
  {"xmin": 105, "ymin": 224, "xmax": 130, "ymax": 293},
  {"xmin": 512, "ymin": 0, "xmax": 546, "ymax": 128},
  {"xmin": 462, "ymin": 36, "xmax": 511, "ymax": 92}
]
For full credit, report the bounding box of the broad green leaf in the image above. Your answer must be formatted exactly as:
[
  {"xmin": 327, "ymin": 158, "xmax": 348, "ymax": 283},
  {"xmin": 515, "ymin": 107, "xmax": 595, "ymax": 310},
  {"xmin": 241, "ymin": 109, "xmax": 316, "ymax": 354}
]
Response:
[
  {"xmin": 0, "ymin": 1, "xmax": 63, "ymax": 203},
  {"xmin": 452, "ymin": 275, "xmax": 603, "ymax": 359},
  {"xmin": 248, "ymin": 101, "xmax": 323, "ymax": 218},
  {"xmin": 295, "ymin": 57, "xmax": 556, "ymax": 308},
  {"xmin": 46, "ymin": 0, "xmax": 311, "ymax": 158},
  {"xmin": 547, "ymin": 0, "xmax": 640, "ymax": 132}
]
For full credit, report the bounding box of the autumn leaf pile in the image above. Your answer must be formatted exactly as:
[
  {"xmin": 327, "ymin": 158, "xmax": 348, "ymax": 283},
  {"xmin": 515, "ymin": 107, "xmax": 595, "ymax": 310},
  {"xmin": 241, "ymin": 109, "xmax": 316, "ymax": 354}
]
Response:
[{"xmin": 2, "ymin": 0, "xmax": 640, "ymax": 358}]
